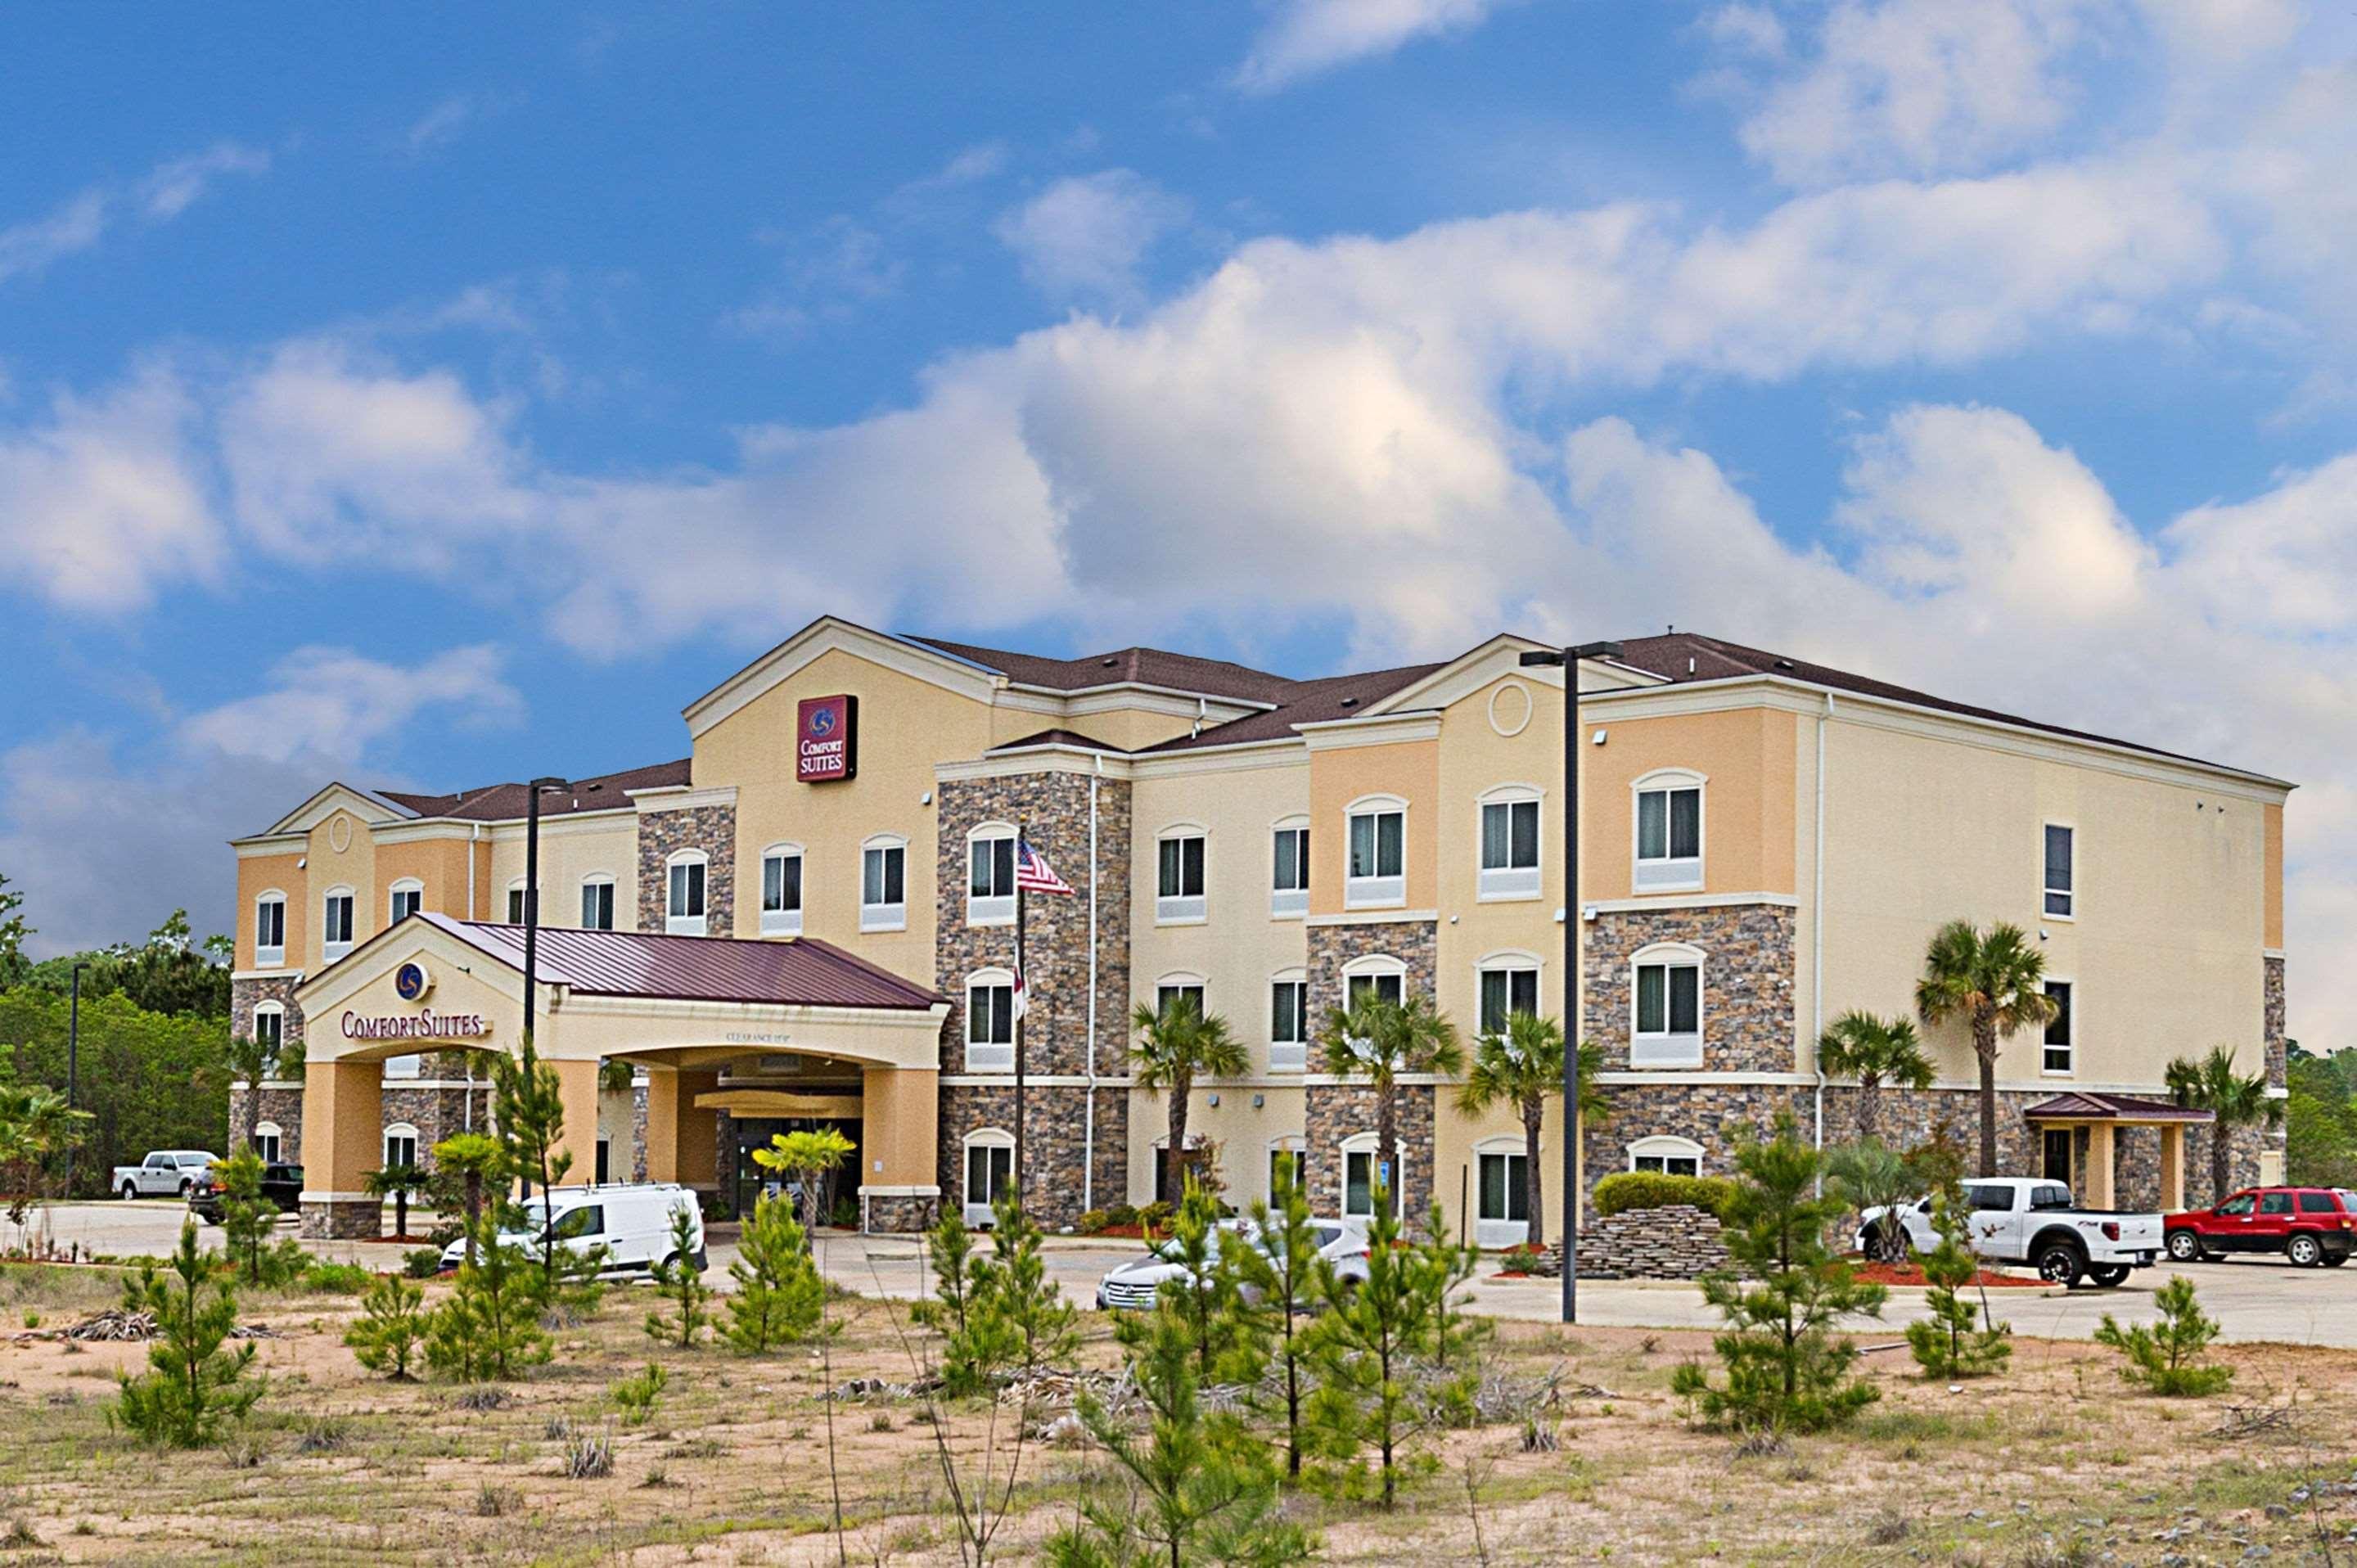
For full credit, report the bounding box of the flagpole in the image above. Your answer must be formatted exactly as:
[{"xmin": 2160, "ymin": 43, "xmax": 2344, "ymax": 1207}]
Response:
[{"xmin": 1013, "ymin": 828, "xmax": 1028, "ymax": 1214}]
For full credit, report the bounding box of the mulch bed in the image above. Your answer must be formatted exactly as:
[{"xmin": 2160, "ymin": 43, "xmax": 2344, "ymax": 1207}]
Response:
[{"xmin": 1849, "ymin": 1259, "xmax": 2043, "ymax": 1288}]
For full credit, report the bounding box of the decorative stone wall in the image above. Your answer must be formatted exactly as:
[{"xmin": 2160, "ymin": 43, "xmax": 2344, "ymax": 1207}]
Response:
[
  {"xmin": 632, "ymin": 1084, "xmax": 650, "ymax": 1183},
  {"xmin": 2183, "ymin": 1123, "xmax": 2264, "ymax": 1205},
  {"xmin": 1305, "ymin": 918, "xmax": 1437, "ymax": 1025},
  {"xmin": 381, "ymin": 1084, "xmax": 493, "ymax": 1170},
  {"xmin": 934, "ymin": 1081, "xmax": 1124, "ymax": 1231},
  {"xmin": 1305, "ymin": 1083, "xmax": 1436, "ymax": 1225},
  {"xmin": 2264, "ymin": 956, "xmax": 2287, "ymax": 1088},
  {"xmin": 1583, "ymin": 904, "xmax": 1796, "ymax": 1072},
  {"xmin": 300, "ymin": 1199, "xmax": 382, "ymax": 1240},
  {"xmin": 229, "ymin": 974, "xmax": 306, "ymax": 1054},
  {"xmin": 225, "ymin": 1085, "xmax": 306, "ymax": 1162},
  {"xmin": 863, "ymin": 1192, "xmax": 939, "ymax": 1233},
  {"xmin": 637, "ymin": 803, "xmax": 737, "ymax": 934},
  {"xmin": 1574, "ymin": 1204, "xmax": 1728, "ymax": 1280}
]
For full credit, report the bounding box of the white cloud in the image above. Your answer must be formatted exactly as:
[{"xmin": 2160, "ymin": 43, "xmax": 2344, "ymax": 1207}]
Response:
[
  {"xmin": 1234, "ymin": 0, "xmax": 1524, "ymax": 92},
  {"xmin": 0, "ymin": 191, "xmax": 108, "ymax": 285},
  {"xmin": 994, "ymin": 170, "xmax": 1191, "ymax": 307},
  {"xmin": 137, "ymin": 142, "xmax": 273, "ymax": 219},
  {"xmin": 178, "ymin": 644, "xmax": 523, "ymax": 768},
  {"xmin": 0, "ymin": 143, "xmax": 268, "ymax": 285},
  {"xmin": 403, "ymin": 96, "xmax": 480, "ymax": 155}
]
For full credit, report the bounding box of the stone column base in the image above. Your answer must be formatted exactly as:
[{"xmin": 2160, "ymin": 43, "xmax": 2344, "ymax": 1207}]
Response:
[
  {"xmin": 299, "ymin": 1196, "xmax": 382, "ymax": 1240},
  {"xmin": 861, "ymin": 1186, "xmax": 940, "ymax": 1235}
]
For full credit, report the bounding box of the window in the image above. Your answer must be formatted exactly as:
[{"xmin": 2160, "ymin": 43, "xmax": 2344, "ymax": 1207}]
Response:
[
  {"xmin": 1270, "ymin": 821, "xmax": 1309, "ymax": 918},
  {"xmin": 1629, "ymin": 1136, "xmax": 1704, "ymax": 1177},
  {"xmin": 1156, "ymin": 978, "xmax": 1206, "ymax": 1018},
  {"xmin": 966, "ymin": 971, "xmax": 1015, "ymax": 1073},
  {"xmin": 2258, "ymin": 1190, "xmax": 2293, "ymax": 1216},
  {"xmin": 1634, "ymin": 773, "xmax": 1704, "ymax": 892},
  {"xmin": 1269, "ymin": 1140, "xmax": 1307, "ymax": 1197},
  {"xmin": 1345, "ymin": 801, "xmax": 1406, "ymax": 908},
  {"xmin": 383, "ymin": 1124, "xmax": 419, "ymax": 1170},
  {"xmin": 1341, "ymin": 1134, "xmax": 1406, "ymax": 1219},
  {"xmin": 254, "ymin": 893, "xmax": 286, "ymax": 966},
  {"xmin": 1269, "ymin": 974, "xmax": 1308, "ymax": 1071},
  {"xmin": 762, "ymin": 844, "xmax": 804, "ymax": 936},
  {"xmin": 666, "ymin": 852, "xmax": 707, "ymax": 936},
  {"xmin": 2044, "ymin": 824, "xmax": 2074, "ymax": 917},
  {"xmin": 1477, "ymin": 1145, "xmax": 1530, "ymax": 1243},
  {"xmin": 1630, "ymin": 944, "xmax": 1702, "ymax": 1067},
  {"xmin": 1477, "ymin": 960, "xmax": 1539, "ymax": 1037},
  {"xmin": 861, "ymin": 836, "xmax": 907, "ymax": 931},
  {"xmin": 552, "ymin": 1204, "xmax": 605, "ymax": 1241},
  {"xmin": 580, "ymin": 876, "xmax": 615, "ymax": 930},
  {"xmin": 963, "ymin": 1132, "xmax": 1014, "ymax": 1225},
  {"xmin": 2042, "ymin": 980, "xmax": 2073, "ymax": 1074},
  {"xmin": 2042, "ymin": 1127, "xmax": 2073, "ymax": 1183},
  {"xmin": 967, "ymin": 829, "xmax": 1016, "ymax": 926},
  {"xmin": 507, "ymin": 881, "xmax": 533, "ymax": 925},
  {"xmin": 322, "ymin": 887, "xmax": 355, "ymax": 961},
  {"xmin": 1478, "ymin": 790, "xmax": 1542, "ymax": 900},
  {"xmin": 252, "ymin": 1123, "xmax": 282, "ymax": 1165},
  {"xmin": 1156, "ymin": 829, "xmax": 1207, "ymax": 923},
  {"xmin": 251, "ymin": 1004, "xmax": 285, "ymax": 1075},
  {"xmin": 2215, "ymin": 1192, "xmax": 2255, "ymax": 1217},
  {"xmin": 1345, "ymin": 962, "xmax": 1405, "ymax": 1010},
  {"xmin": 384, "ymin": 1054, "xmax": 420, "ymax": 1080},
  {"xmin": 389, "ymin": 880, "xmax": 423, "ymax": 924},
  {"xmin": 2298, "ymin": 1191, "xmax": 2337, "ymax": 1214}
]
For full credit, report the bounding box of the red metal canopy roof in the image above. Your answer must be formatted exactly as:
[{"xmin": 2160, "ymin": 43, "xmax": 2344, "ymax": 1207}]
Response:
[
  {"xmin": 416, "ymin": 912, "xmax": 941, "ymax": 1010},
  {"xmin": 2022, "ymin": 1092, "xmax": 2213, "ymax": 1124}
]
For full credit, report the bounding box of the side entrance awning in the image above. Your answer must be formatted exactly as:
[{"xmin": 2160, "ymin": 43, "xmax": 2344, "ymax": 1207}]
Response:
[{"xmin": 2023, "ymin": 1092, "xmax": 2214, "ymax": 1126}]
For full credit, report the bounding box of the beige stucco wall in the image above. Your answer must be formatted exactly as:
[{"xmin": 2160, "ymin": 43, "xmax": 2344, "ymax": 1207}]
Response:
[
  {"xmin": 376, "ymin": 834, "xmax": 480, "ymax": 925},
  {"xmin": 1129, "ymin": 758, "xmax": 1313, "ymax": 1074},
  {"xmin": 1432, "ymin": 1095, "xmax": 1567, "ymax": 1243},
  {"xmin": 1128, "ymin": 1084, "xmax": 1307, "ymax": 1208},
  {"xmin": 1818, "ymin": 714, "xmax": 2270, "ymax": 1088},
  {"xmin": 484, "ymin": 813, "xmax": 640, "ymax": 931},
  {"xmin": 1306, "ymin": 738, "xmax": 1441, "ymax": 917},
  {"xmin": 1577, "ymin": 706, "xmax": 1800, "ymax": 899},
  {"xmin": 236, "ymin": 849, "xmax": 307, "ymax": 971},
  {"xmin": 701, "ymin": 646, "xmax": 1000, "ymax": 986},
  {"xmin": 1434, "ymin": 674, "xmax": 1569, "ymax": 1032},
  {"xmin": 307, "ymin": 810, "xmax": 377, "ymax": 964}
]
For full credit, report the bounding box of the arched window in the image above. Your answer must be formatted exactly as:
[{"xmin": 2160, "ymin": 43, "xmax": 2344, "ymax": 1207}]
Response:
[
  {"xmin": 1156, "ymin": 822, "xmax": 1208, "ymax": 924},
  {"xmin": 965, "ymin": 967, "xmax": 1016, "ymax": 1073},
  {"xmin": 861, "ymin": 833, "xmax": 908, "ymax": 932},
  {"xmin": 579, "ymin": 872, "xmax": 616, "ymax": 930},
  {"xmin": 387, "ymin": 877, "xmax": 424, "ymax": 926},
  {"xmin": 1267, "ymin": 1136, "xmax": 1309, "ymax": 1201},
  {"xmin": 1473, "ymin": 1133, "xmax": 1530, "ymax": 1247},
  {"xmin": 665, "ymin": 850, "xmax": 708, "ymax": 936},
  {"xmin": 1475, "ymin": 949, "xmax": 1543, "ymax": 1038},
  {"xmin": 321, "ymin": 885, "xmax": 356, "ymax": 962},
  {"xmin": 250, "ymin": 1003, "xmax": 286, "ymax": 1075},
  {"xmin": 1339, "ymin": 1130, "xmax": 1407, "ymax": 1220},
  {"xmin": 253, "ymin": 1121, "xmax": 284, "ymax": 1165},
  {"xmin": 1627, "ymin": 1135, "xmax": 1705, "ymax": 1178},
  {"xmin": 253, "ymin": 890, "xmax": 288, "ymax": 966},
  {"xmin": 1153, "ymin": 971, "xmax": 1207, "ymax": 1019},
  {"xmin": 383, "ymin": 1122, "xmax": 421, "ymax": 1170},
  {"xmin": 1269, "ymin": 813, "xmax": 1310, "ymax": 919},
  {"xmin": 1632, "ymin": 768, "xmax": 1706, "ymax": 893},
  {"xmin": 1476, "ymin": 784, "xmax": 1544, "ymax": 901},
  {"xmin": 962, "ymin": 1128, "xmax": 1015, "ymax": 1226},
  {"xmin": 506, "ymin": 876, "xmax": 536, "ymax": 926},
  {"xmin": 1341, "ymin": 953, "xmax": 1407, "ymax": 1010},
  {"xmin": 1344, "ymin": 794, "xmax": 1407, "ymax": 910},
  {"xmin": 760, "ymin": 842, "xmax": 804, "ymax": 936},
  {"xmin": 1268, "ymin": 966, "xmax": 1309, "ymax": 1071},
  {"xmin": 966, "ymin": 822, "xmax": 1016, "ymax": 927},
  {"xmin": 1629, "ymin": 941, "xmax": 1704, "ymax": 1068}
]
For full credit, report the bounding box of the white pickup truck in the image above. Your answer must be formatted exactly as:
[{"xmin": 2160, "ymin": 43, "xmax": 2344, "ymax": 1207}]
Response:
[
  {"xmin": 1860, "ymin": 1176, "xmax": 2164, "ymax": 1288},
  {"xmin": 112, "ymin": 1150, "xmax": 219, "ymax": 1200}
]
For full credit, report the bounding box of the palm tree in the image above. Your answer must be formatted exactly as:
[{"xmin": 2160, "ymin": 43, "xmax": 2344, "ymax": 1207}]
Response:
[
  {"xmin": 430, "ymin": 1131, "xmax": 504, "ymax": 1265},
  {"xmin": 1914, "ymin": 920, "xmax": 2057, "ymax": 1177},
  {"xmin": 0, "ymin": 1083, "xmax": 91, "ymax": 1241},
  {"xmin": 2167, "ymin": 1046, "xmax": 2286, "ymax": 1205},
  {"xmin": 1318, "ymin": 991, "xmax": 1465, "ymax": 1221},
  {"xmin": 1129, "ymin": 992, "xmax": 1249, "ymax": 1203},
  {"xmin": 754, "ymin": 1126, "xmax": 857, "ymax": 1232},
  {"xmin": 1815, "ymin": 1010, "xmax": 1936, "ymax": 1145},
  {"xmin": 366, "ymin": 1162, "xmax": 430, "ymax": 1240},
  {"xmin": 1453, "ymin": 1010, "xmax": 1607, "ymax": 1250},
  {"xmin": 220, "ymin": 1030, "xmax": 303, "ymax": 1155}
]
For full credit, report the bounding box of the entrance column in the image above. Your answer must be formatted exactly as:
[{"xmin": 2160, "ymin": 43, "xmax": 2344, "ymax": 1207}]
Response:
[
  {"xmin": 550, "ymin": 1057, "xmax": 603, "ymax": 1189},
  {"xmin": 2084, "ymin": 1122, "xmax": 2116, "ymax": 1209},
  {"xmin": 859, "ymin": 1065, "xmax": 940, "ymax": 1234},
  {"xmin": 2159, "ymin": 1124, "xmax": 2187, "ymax": 1213},
  {"xmin": 644, "ymin": 1067, "xmax": 722, "ymax": 1190},
  {"xmin": 298, "ymin": 1058, "xmax": 385, "ymax": 1239}
]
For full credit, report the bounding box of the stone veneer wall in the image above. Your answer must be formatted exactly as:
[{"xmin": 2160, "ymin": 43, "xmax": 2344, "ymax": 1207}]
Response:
[
  {"xmin": 1305, "ymin": 918, "xmax": 1436, "ymax": 1023},
  {"xmin": 1305, "ymin": 1084, "xmax": 1436, "ymax": 1224},
  {"xmin": 225, "ymin": 1085, "xmax": 307, "ymax": 1162},
  {"xmin": 1583, "ymin": 904, "xmax": 1796, "ymax": 1073},
  {"xmin": 931, "ymin": 770, "xmax": 1133, "ymax": 1231},
  {"xmin": 2263, "ymin": 954, "xmax": 2290, "ymax": 1175},
  {"xmin": 230, "ymin": 974, "xmax": 307, "ymax": 1055},
  {"xmin": 1575, "ymin": 1204, "xmax": 1728, "ymax": 1280},
  {"xmin": 637, "ymin": 802, "xmax": 737, "ymax": 933}
]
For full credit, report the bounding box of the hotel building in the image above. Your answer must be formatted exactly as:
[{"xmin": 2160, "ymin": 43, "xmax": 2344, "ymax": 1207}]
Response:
[{"xmin": 226, "ymin": 617, "xmax": 2292, "ymax": 1241}]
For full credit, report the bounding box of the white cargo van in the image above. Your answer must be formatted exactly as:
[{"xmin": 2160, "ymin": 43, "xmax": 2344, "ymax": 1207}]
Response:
[{"xmin": 440, "ymin": 1183, "xmax": 706, "ymax": 1276}]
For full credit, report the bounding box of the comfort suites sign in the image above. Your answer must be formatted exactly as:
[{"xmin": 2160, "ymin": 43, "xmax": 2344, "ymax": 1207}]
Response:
[{"xmin": 796, "ymin": 694, "xmax": 859, "ymax": 783}]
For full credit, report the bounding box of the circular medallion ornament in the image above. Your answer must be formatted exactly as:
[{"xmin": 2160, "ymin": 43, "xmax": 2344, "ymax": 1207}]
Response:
[
  {"xmin": 394, "ymin": 961, "xmax": 433, "ymax": 1003},
  {"xmin": 1489, "ymin": 679, "xmax": 1535, "ymax": 737},
  {"xmin": 327, "ymin": 814, "xmax": 353, "ymax": 853}
]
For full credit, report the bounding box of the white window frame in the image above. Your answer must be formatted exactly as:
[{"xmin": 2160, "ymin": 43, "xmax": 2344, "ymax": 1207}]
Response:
[
  {"xmin": 322, "ymin": 885, "xmax": 356, "ymax": 962},
  {"xmin": 1268, "ymin": 967, "xmax": 1309, "ymax": 1073},
  {"xmin": 1629, "ymin": 940, "xmax": 1704, "ymax": 1068},
  {"xmin": 1628, "ymin": 1135, "xmax": 1705, "ymax": 1178},
  {"xmin": 1474, "ymin": 1134, "xmax": 1530, "ymax": 1249},
  {"xmin": 1155, "ymin": 823, "xmax": 1209, "ymax": 926},
  {"xmin": 1344, "ymin": 795, "xmax": 1408, "ymax": 910},
  {"xmin": 2043, "ymin": 822, "xmax": 2075, "ymax": 921},
  {"xmin": 254, "ymin": 890, "xmax": 287, "ymax": 967},
  {"xmin": 962, "ymin": 1129, "xmax": 1015, "ymax": 1226},
  {"xmin": 1476, "ymin": 784, "xmax": 1544, "ymax": 902},
  {"xmin": 761, "ymin": 841, "xmax": 806, "ymax": 937},
  {"xmin": 965, "ymin": 967, "xmax": 1016, "ymax": 1074},
  {"xmin": 387, "ymin": 877, "xmax": 424, "ymax": 926},
  {"xmin": 966, "ymin": 823, "xmax": 1017, "ymax": 928},
  {"xmin": 250, "ymin": 1003, "xmax": 286, "ymax": 1075},
  {"xmin": 579, "ymin": 873, "xmax": 617, "ymax": 931},
  {"xmin": 1475, "ymin": 951, "xmax": 1543, "ymax": 1039},
  {"xmin": 252, "ymin": 1122, "xmax": 283, "ymax": 1165},
  {"xmin": 1269, "ymin": 816, "xmax": 1310, "ymax": 920},
  {"xmin": 383, "ymin": 1122, "xmax": 421, "ymax": 1169},
  {"xmin": 1267, "ymin": 1136, "xmax": 1308, "ymax": 1200},
  {"xmin": 860, "ymin": 834, "xmax": 908, "ymax": 933},
  {"xmin": 665, "ymin": 850, "xmax": 709, "ymax": 937},
  {"xmin": 506, "ymin": 877, "xmax": 533, "ymax": 926},
  {"xmin": 1632, "ymin": 768, "xmax": 1706, "ymax": 894},
  {"xmin": 1340, "ymin": 1130, "xmax": 1408, "ymax": 1220},
  {"xmin": 1154, "ymin": 972, "xmax": 1207, "ymax": 1021},
  {"xmin": 2041, "ymin": 976, "xmax": 2074, "ymax": 1076},
  {"xmin": 1341, "ymin": 953, "xmax": 1407, "ymax": 1012}
]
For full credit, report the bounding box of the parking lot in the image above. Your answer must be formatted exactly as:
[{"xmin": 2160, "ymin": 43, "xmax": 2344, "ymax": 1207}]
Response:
[{"xmin": 33, "ymin": 1199, "xmax": 2357, "ymax": 1349}]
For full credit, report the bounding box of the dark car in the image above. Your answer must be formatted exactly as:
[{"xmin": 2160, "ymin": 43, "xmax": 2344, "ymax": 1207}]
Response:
[
  {"xmin": 2165, "ymin": 1187, "xmax": 2357, "ymax": 1267},
  {"xmin": 188, "ymin": 1162, "xmax": 304, "ymax": 1225}
]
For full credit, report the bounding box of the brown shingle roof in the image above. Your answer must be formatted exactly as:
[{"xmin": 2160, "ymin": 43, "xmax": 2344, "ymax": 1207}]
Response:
[
  {"xmin": 1138, "ymin": 662, "xmax": 1449, "ymax": 752},
  {"xmin": 378, "ymin": 759, "xmax": 692, "ymax": 822},
  {"xmin": 418, "ymin": 912, "xmax": 941, "ymax": 1008},
  {"xmin": 987, "ymin": 728, "xmax": 1136, "ymax": 755},
  {"xmin": 908, "ymin": 636, "xmax": 1299, "ymax": 706},
  {"xmin": 2023, "ymin": 1092, "xmax": 2212, "ymax": 1124}
]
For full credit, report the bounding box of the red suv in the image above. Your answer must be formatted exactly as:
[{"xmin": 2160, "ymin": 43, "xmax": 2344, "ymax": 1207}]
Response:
[{"xmin": 2165, "ymin": 1187, "xmax": 2357, "ymax": 1268}]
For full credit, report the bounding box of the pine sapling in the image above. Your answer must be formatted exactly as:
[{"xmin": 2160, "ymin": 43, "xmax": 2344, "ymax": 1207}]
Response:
[
  {"xmin": 612, "ymin": 1362, "xmax": 669, "ymax": 1426},
  {"xmin": 1904, "ymin": 1187, "xmax": 2010, "ymax": 1380},
  {"xmin": 345, "ymin": 1273, "xmax": 428, "ymax": 1380},
  {"xmin": 644, "ymin": 1206, "xmax": 712, "ymax": 1348},
  {"xmin": 1158, "ymin": 1180, "xmax": 1260, "ymax": 1385},
  {"xmin": 725, "ymin": 1192, "xmax": 824, "ymax": 1353},
  {"xmin": 911, "ymin": 1205, "xmax": 1009, "ymax": 1395},
  {"xmin": 425, "ymin": 1210, "xmax": 551, "ymax": 1381},
  {"xmin": 112, "ymin": 1222, "xmax": 261, "ymax": 1446},
  {"xmin": 2095, "ymin": 1275, "xmax": 2233, "ymax": 1396},
  {"xmin": 1228, "ymin": 1163, "xmax": 1323, "ymax": 1480},
  {"xmin": 1300, "ymin": 1180, "xmax": 1437, "ymax": 1510},
  {"xmin": 977, "ymin": 1192, "xmax": 1079, "ymax": 1373}
]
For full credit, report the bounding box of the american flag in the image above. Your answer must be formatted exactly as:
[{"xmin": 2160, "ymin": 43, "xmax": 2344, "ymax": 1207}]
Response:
[
  {"xmin": 1015, "ymin": 839, "xmax": 1074, "ymax": 895},
  {"xmin": 1011, "ymin": 953, "xmax": 1028, "ymax": 1021}
]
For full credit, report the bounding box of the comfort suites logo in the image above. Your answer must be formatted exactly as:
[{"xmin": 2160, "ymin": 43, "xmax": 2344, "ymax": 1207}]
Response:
[{"xmin": 796, "ymin": 694, "xmax": 859, "ymax": 783}]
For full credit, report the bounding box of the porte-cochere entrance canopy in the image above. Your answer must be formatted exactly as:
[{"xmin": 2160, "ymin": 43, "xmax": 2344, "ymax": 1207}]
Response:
[{"xmin": 291, "ymin": 912, "xmax": 949, "ymax": 1237}]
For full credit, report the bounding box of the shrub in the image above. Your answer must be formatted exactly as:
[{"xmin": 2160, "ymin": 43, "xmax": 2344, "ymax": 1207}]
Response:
[
  {"xmin": 1591, "ymin": 1171, "xmax": 1738, "ymax": 1221},
  {"xmin": 345, "ymin": 1273, "xmax": 428, "ymax": 1380},
  {"xmin": 643, "ymin": 1207, "xmax": 711, "ymax": 1349},
  {"xmin": 612, "ymin": 1362, "xmax": 668, "ymax": 1426},
  {"xmin": 1135, "ymin": 1201, "xmax": 1174, "ymax": 1236},
  {"xmin": 724, "ymin": 1192, "xmax": 823, "ymax": 1354},
  {"xmin": 1075, "ymin": 1208, "xmax": 1111, "ymax": 1235},
  {"xmin": 1498, "ymin": 1242, "xmax": 1545, "ymax": 1273},
  {"xmin": 2094, "ymin": 1276, "xmax": 2233, "ymax": 1396},
  {"xmin": 403, "ymin": 1248, "xmax": 445, "ymax": 1280},
  {"xmin": 111, "ymin": 1222, "xmax": 261, "ymax": 1447},
  {"xmin": 1102, "ymin": 1203, "xmax": 1139, "ymax": 1230},
  {"xmin": 299, "ymin": 1260, "xmax": 373, "ymax": 1295}
]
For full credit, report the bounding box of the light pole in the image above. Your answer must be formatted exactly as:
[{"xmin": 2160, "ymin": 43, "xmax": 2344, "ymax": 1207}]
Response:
[
  {"xmin": 518, "ymin": 777, "xmax": 567, "ymax": 1201},
  {"xmin": 1519, "ymin": 641, "xmax": 1622, "ymax": 1325},
  {"xmin": 67, "ymin": 960, "xmax": 88, "ymax": 1196}
]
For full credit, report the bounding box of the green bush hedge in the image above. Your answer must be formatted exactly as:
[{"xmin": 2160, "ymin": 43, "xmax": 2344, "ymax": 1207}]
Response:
[{"xmin": 1591, "ymin": 1172, "xmax": 1738, "ymax": 1221}]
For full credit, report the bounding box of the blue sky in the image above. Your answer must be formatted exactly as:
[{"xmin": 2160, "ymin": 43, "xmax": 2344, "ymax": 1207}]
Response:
[{"xmin": 4, "ymin": 2, "xmax": 2356, "ymax": 1037}]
